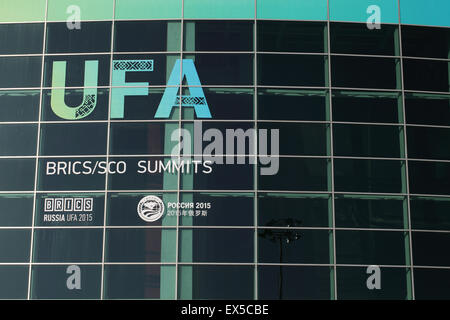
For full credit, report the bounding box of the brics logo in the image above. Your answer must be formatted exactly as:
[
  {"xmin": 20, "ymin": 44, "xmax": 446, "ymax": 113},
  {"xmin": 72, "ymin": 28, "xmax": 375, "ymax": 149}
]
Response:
[
  {"xmin": 44, "ymin": 197, "xmax": 93, "ymax": 212},
  {"xmin": 50, "ymin": 58, "xmax": 212, "ymax": 120}
]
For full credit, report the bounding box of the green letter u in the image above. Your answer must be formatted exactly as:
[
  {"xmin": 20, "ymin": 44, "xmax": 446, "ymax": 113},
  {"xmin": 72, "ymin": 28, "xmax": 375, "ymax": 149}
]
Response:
[{"xmin": 51, "ymin": 60, "xmax": 99, "ymax": 120}]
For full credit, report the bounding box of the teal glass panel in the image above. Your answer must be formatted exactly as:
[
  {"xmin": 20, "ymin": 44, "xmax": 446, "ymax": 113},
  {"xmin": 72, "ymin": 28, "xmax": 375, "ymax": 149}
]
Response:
[
  {"xmin": 115, "ymin": 0, "xmax": 182, "ymax": 20},
  {"xmin": 400, "ymin": 0, "xmax": 450, "ymax": 28},
  {"xmin": 0, "ymin": 0, "xmax": 46, "ymax": 22},
  {"xmin": 184, "ymin": 0, "xmax": 254, "ymax": 19},
  {"xmin": 330, "ymin": 0, "xmax": 399, "ymax": 24},
  {"xmin": 47, "ymin": 0, "xmax": 114, "ymax": 21},
  {"xmin": 257, "ymin": 0, "xmax": 327, "ymax": 21}
]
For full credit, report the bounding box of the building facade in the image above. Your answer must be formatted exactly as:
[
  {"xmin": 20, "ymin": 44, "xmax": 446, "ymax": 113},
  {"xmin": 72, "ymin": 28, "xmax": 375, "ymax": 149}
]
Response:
[{"xmin": 0, "ymin": 0, "xmax": 449, "ymax": 299}]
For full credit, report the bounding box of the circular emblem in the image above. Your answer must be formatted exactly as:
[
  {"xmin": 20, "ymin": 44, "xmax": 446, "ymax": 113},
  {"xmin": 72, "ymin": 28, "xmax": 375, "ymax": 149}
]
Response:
[{"xmin": 137, "ymin": 196, "xmax": 165, "ymax": 222}]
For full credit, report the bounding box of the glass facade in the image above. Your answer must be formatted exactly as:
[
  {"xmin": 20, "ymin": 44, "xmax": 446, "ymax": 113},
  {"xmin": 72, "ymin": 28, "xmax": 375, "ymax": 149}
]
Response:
[{"xmin": 0, "ymin": 0, "xmax": 449, "ymax": 300}]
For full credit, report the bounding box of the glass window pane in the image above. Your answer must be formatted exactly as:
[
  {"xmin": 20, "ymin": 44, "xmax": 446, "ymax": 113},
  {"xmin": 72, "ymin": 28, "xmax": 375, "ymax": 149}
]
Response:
[
  {"xmin": 259, "ymin": 193, "xmax": 330, "ymax": 228},
  {"xmin": 0, "ymin": 124, "xmax": 37, "ymax": 156},
  {"xmin": 259, "ymin": 158, "xmax": 329, "ymax": 192},
  {"xmin": 179, "ymin": 229, "xmax": 253, "ymax": 263},
  {"xmin": 47, "ymin": 0, "xmax": 114, "ymax": 21},
  {"xmin": 107, "ymin": 193, "xmax": 177, "ymax": 227},
  {"xmin": 46, "ymin": 22, "xmax": 111, "ymax": 53},
  {"xmin": 258, "ymin": 89, "xmax": 327, "ymax": 121},
  {"xmin": 331, "ymin": 56, "xmax": 398, "ymax": 90},
  {"xmin": 183, "ymin": 0, "xmax": 254, "ymax": 19},
  {"xmin": 257, "ymin": 0, "xmax": 327, "ymax": 20},
  {"xmin": 115, "ymin": 0, "xmax": 181, "ymax": 20},
  {"xmin": 38, "ymin": 157, "xmax": 106, "ymax": 191},
  {"xmin": 337, "ymin": 267, "xmax": 410, "ymax": 300},
  {"xmin": 258, "ymin": 21, "xmax": 325, "ymax": 53},
  {"xmin": 334, "ymin": 159, "xmax": 404, "ymax": 193},
  {"xmin": 405, "ymin": 93, "xmax": 450, "ymax": 126},
  {"xmin": 409, "ymin": 161, "xmax": 450, "ymax": 196},
  {"xmin": 0, "ymin": 0, "xmax": 46, "ymax": 23},
  {"xmin": 411, "ymin": 196, "xmax": 450, "ymax": 231},
  {"xmin": 0, "ymin": 90, "xmax": 40, "ymax": 122},
  {"xmin": 0, "ymin": 266, "xmax": 28, "ymax": 299},
  {"xmin": 403, "ymin": 59, "xmax": 449, "ymax": 93},
  {"xmin": 33, "ymin": 228, "xmax": 103, "ymax": 262},
  {"xmin": 333, "ymin": 124, "xmax": 402, "ymax": 158},
  {"xmin": 31, "ymin": 265, "xmax": 101, "ymax": 299},
  {"xmin": 335, "ymin": 195, "xmax": 406, "ymax": 229},
  {"xmin": 40, "ymin": 123, "xmax": 107, "ymax": 156},
  {"xmin": 414, "ymin": 268, "xmax": 450, "ymax": 300},
  {"xmin": 104, "ymin": 265, "xmax": 175, "ymax": 299},
  {"xmin": 332, "ymin": 90, "xmax": 400, "ymax": 124},
  {"xmin": 336, "ymin": 230, "xmax": 406, "ymax": 265},
  {"xmin": 109, "ymin": 122, "xmax": 170, "ymax": 155},
  {"xmin": 0, "ymin": 229, "xmax": 30, "ymax": 262},
  {"xmin": 330, "ymin": 0, "xmax": 399, "ymax": 24},
  {"xmin": 35, "ymin": 193, "xmax": 104, "ymax": 227},
  {"xmin": 0, "ymin": 159, "xmax": 35, "ymax": 191},
  {"xmin": 180, "ymin": 192, "xmax": 254, "ymax": 226},
  {"xmin": 0, "ymin": 57, "xmax": 42, "ymax": 88},
  {"xmin": 115, "ymin": 21, "xmax": 181, "ymax": 52},
  {"xmin": 178, "ymin": 265, "xmax": 254, "ymax": 299},
  {"xmin": 181, "ymin": 157, "xmax": 254, "ymax": 191},
  {"xmin": 330, "ymin": 23, "xmax": 398, "ymax": 56},
  {"xmin": 0, "ymin": 23, "xmax": 43, "ymax": 54},
  {"xmin": 413, "ymin": 232, "xmax": 450, "ymax": 267},
  {"xmin": 184, "ymin": 21, "xmax": 253, "ymax": 51},
  {"xmin": 106, "ymin": 228, "xmax": 176, "ymax": 262},
  {"xmin": 402, "ymin": 26, "xmax": 450, "ymax": 59},
  {"xmin": 259, "ymin": 123, "xmax": 328, "ymax": 156},
  {"xmin": 258, "ymin": 229, "xmax": 330, "ymax": 264},
  {"xmin": 0, "ymin": 194, "xmax": 33, "ymax": 226},
  {"xmin": 408, "ymin": 126, "xmax": 450, "ymax": 160},
  {"xmin": 258, "ymin": 54, "xmax": 326, "ymax": 87},
  {"xmin": 259, "ymin": 266, "xmax": 332, "ymax": 300},
  {"xmin": 191, "ymin": 54, "xmax": 253, "ymax": 85}
]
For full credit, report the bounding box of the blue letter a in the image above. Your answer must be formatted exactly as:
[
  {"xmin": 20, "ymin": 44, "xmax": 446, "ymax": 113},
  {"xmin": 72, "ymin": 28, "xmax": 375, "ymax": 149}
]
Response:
[{"xmin": 155, "ymin": 59, "xmax": 211, "ymax": 119}]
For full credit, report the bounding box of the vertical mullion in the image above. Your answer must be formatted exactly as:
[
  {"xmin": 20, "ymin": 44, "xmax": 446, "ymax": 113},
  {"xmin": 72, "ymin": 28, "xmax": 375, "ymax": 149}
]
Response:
[
  {"xmin": 27, "ymin": 0, "xmax": 48, "ymax": 300},
  {"xmin": 175, "ymin": 0, "xmax": 185, "ymax": 301},
  {"xmin": 253, "ymin": 0, "xmax": 258, "ymax": 301},
  {"xmin": 326, "ymin": 0, "xmax": 337, "ymax": 301},
  {"xmin": 397, "ymin": 0, "xmax": 416, "ymax": 300},
  {"xmin": 100, "ymin": 0, "xmax": 116, "ymax": 300}
]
